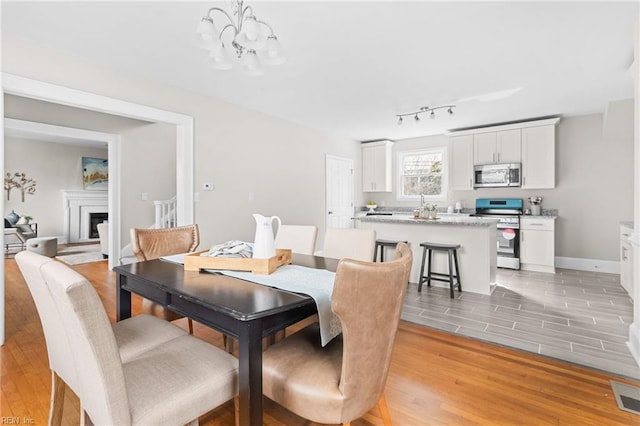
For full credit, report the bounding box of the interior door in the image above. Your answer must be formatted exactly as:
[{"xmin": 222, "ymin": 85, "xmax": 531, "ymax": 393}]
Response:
[{"xmin": 326, "ymin": 155, "xmax": 354, "ymax": 229}]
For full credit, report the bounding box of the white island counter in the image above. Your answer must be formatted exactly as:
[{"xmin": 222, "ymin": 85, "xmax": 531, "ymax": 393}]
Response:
[{"xmin": 357, "ymin": 214, "xmax": 498, "ymax": 295}]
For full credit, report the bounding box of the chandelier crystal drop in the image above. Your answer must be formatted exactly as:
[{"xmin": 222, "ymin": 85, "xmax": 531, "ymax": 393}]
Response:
[
  {"xmin": 194, "ymin": 0, "xmax": 285, "ymax": 76},
  {"xmin": 396, "ymin": 105, "xmax": 456, "ymax": 125}
]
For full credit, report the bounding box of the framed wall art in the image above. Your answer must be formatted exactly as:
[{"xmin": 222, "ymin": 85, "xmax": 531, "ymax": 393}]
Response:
[{"xmin": 82, "ymin": 157, "xmax": 108, "ymax": 190}]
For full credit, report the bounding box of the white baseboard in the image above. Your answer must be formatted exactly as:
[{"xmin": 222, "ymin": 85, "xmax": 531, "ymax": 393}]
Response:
[{"xmin": 555, "ymin": 256, "xmax": 620, "ymax": 274}]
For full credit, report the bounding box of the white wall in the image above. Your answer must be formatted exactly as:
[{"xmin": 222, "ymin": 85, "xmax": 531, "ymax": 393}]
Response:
[
  {"xmin": 363, "ymin": 103, "xmax": 634, "ymax": 262},
  {"xmin": 4, "ymin": 136, "xmax": 107, "ymax": 238},
  {"xmin": 1, "ymin": 37, "xmax": 360, "ymax": 252}
]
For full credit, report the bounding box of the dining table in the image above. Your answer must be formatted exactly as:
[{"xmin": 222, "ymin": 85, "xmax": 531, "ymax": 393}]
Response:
[{"xmin": 114, "ymin": 253, "xmax": 339, "ymax": 426}]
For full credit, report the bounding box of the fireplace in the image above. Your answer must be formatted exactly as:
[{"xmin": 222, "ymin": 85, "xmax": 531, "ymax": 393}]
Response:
[
  {"xmin": 62, "ymin": 190, "xmax": 108, "ymax": 243},
  {"xmin": 89, "ymin": 213, "xmax": 108, "ymax": 239}
]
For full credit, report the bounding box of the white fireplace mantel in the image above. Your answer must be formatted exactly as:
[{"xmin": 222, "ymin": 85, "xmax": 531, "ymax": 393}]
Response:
[{"xmin": 62, "ymin": 190, "xmax": 108, "ymax": 244}]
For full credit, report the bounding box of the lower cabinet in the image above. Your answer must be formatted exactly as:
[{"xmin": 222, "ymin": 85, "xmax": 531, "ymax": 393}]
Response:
[
  {"xmin": 620, "ymin": 223, "xmax": 634, "ymax": 298},
  {"xmin": 520, "ymin": 217, "xmax": 555, "ymax": 273}
]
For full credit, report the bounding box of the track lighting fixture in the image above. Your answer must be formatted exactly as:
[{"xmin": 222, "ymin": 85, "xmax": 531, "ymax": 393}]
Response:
[{"xmin": 395, "ymin": 105, "xmax": 456, "ymax": 125}]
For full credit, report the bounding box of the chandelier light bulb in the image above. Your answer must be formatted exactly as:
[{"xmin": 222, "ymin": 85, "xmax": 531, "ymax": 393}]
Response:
[
  {"xmin": 241, "ymin": 49, "xmax": 264, "ymax": 76},
  {"xmin": 194, "ymin": 18, "xmax": 221, "ymax": 50},
  {"xmin": 206, "ymin": 47, "xmax": 233, "ymax": 70},
  {"xmin": 264, "ymin": 35, "xmax": 286, "ymax": 65},
  {"xmin": 237, "ymin": 15, "xmax": 267, "ymax": 49}
]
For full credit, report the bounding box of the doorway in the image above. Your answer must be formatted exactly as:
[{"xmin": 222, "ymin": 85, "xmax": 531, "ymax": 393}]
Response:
[
  {"xmin": 325, "ymin": 155, "xmax": 354, "ymax": 229},
  {"xmin": 1, "ymin": 73, "xmax": 195, "ymax": 345}
]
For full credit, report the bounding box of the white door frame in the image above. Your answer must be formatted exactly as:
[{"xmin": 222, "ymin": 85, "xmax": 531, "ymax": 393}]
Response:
[{"xmin": 1, "ymin": 73, "xmax": 195, "ymax": 345}]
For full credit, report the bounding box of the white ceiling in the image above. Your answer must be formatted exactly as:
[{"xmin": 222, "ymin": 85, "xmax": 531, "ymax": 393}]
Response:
[{"xmin": 2, "ymin": 1, "xmax": 637, "ymax": 142}]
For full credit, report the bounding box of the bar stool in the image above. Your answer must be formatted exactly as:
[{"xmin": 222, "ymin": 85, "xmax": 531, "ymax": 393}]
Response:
[
  {"xmin": 418, "ymin": 242, "xmax": 461, "ymax": 298},
  {"xmin": 374, "ymin": 239, "xmax": 408, "ymax": 262}
]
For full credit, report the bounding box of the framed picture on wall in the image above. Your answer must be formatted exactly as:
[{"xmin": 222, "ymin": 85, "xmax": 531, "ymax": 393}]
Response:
[{"xmin": 82, "ymin": 157, "xmax": 108, "ymax": 190}]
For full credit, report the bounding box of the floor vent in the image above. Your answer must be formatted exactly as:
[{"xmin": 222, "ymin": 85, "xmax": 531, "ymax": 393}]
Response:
[{"xmin": 611, "ymin": 380, "xmax": 640, "ymax": 415}]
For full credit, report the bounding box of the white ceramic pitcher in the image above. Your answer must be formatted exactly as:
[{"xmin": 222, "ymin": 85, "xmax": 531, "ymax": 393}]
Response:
[{"xmin": 252, "ymin": 214, "xmax": 281, "ymax": 259}]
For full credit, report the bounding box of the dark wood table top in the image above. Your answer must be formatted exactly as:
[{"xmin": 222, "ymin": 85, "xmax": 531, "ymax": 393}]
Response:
[{"xmin": 114, "ymin": 253, "xmax": 340, "ymax": 321}]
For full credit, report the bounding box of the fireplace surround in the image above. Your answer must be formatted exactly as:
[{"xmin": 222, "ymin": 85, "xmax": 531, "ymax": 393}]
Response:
[{"xmin": 62, "ymin": 190, "xmax": 108, "ymax": 243}]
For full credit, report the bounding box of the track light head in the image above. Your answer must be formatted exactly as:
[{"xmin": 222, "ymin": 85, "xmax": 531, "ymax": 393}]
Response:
[
  {"xmin": 414, "ymin": 114, "xmax": 420, "ymax": 122},
  {"xmin": 448, "ymin": 107, "xmax": 454, "ymax": 115},
  {"xmin": 430, "ymin": 110, "xmax": 435, "ymax": 119},
  {"xmin": 397, "ymin": 116, "xmax": 403, "ymax": 125}
]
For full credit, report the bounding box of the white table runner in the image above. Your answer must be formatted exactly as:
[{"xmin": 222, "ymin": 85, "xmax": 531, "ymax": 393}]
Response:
[{"xmin": 214, "ymin": 265, "xmax": 341, "ymax": 346}]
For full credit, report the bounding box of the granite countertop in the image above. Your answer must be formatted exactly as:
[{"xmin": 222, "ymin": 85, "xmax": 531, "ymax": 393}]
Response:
[{"xmin": 357, "ymin": 214, "xmax": 498, "ymax": 227}]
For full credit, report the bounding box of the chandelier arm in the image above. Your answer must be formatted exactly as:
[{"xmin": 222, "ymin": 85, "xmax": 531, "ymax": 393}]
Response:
[
  {"xmin": 256, "ymin": 19, "xmax": 276, "ymax": 36},
  {"xmin": 206, "ymin": 7, "xmax": 235, "ymax": 26}
]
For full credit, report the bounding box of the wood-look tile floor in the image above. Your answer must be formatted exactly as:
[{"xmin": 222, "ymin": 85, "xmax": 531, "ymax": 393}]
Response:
[{"xmin": 402, "ymin": 267, "xmax": 640, "ymax": 380}]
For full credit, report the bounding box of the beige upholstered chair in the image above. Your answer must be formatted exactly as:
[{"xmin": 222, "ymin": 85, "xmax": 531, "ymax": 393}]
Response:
[
  {"xmin": 96, "ymin": 222, "xmax": 109, "ymax": 258},
  {"xmin": 131, "ymin": 224, "xmax": 200, "ymax": 333},
  {"xmin": 15, "ymin": 251, "xmax": 193, "ymax": 424},
  {"xmin": 262, "ymin": 242, "xmax": 412, "ymax": 425},
  {"xmin": 318, "ymin": 228, "xmax": 377, "ymax": 262},
  {"xmin": 275, "ymin": 224, "xmax": 318, "ymax": 255},
  {"xmin": 38, "ymin": 255, "xmax": 238, "ymax": 425}
]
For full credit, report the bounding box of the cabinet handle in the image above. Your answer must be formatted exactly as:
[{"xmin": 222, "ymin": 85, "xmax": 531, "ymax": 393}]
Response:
[
  {"xmin": 493, "ymin": 152, "xmax": 496, "ymax": 163},
  {"xmin": 521, "ymin": 232, "xmax": 524, "ymax": 242},
  {"xmin": 530, "ymin": 223, "xmax": 544, "ymax": 226},
  {"xmin": 623, "ymin": 233, "xmax": 630, "ymax": 237},
  {"xmin": 497, "ymin": 152, "xmax": 500, "ymax": 162},
  {"xmin": 622, "ymin": 246, "xmax": 628, "ymax": 260}
]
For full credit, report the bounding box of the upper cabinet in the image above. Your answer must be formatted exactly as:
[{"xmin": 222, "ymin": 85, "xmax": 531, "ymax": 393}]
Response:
[
  {"xmin": 450, "ymin": 135, "xmax": 474, "ymax": 191},
  {"xmin": 473, "ymin": 129, "xmax": 521, "ymax": 165},
  {"xmin": 362, "ymin": 140, "xmax": 393, "ymax": 192},
  {"xmin": 448, "ymin": 118, "xmax": 559, "ymax": 190},
  {"xmin": 521, "ymin": 125, "xmax": 556, "ymax": 189}
]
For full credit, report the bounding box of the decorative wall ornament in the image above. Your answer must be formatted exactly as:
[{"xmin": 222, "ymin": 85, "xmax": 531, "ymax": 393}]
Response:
[{"xmin": 4, "ymin": 172, "xmax": 36, "ymax": 202}]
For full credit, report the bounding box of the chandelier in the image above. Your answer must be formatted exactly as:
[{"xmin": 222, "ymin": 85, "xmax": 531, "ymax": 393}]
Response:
[
  {"xmin": 194, "ymin": 0, "xmax": 285, "ymax": 76},
  {"xmin": 396, "ymin": 105, "xmax": 456, "ymax": 125}
]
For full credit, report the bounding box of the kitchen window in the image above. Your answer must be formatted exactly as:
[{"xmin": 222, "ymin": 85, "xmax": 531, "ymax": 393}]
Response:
[{"xmin": 397, "ymin": 147, "xmax": 447, "ymax": 201}]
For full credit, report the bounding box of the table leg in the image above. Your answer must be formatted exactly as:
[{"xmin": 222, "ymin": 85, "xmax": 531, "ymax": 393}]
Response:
[
  {"xmin": 116, "ymin": 273, "xmax": 131, "ymax": 321},
  {"xmin": 237, "ymin": 319, "xmax": 263, "ymax": 426}
]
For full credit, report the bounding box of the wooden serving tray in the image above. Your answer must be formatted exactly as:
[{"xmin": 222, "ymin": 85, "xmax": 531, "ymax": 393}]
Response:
[{"xmin": 184, "ymin": 248, "xmax": 292, "ymax": 275}]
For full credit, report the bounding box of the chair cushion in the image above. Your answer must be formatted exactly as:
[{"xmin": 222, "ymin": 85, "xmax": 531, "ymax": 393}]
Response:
[
  {"xmin": 124, "ymin": 334, "xmax": 238, "ymax": 425},
  {"xmin": 262, "ymin": 323, "xmax": 345, "ymax": 423},
  {"xmin": 112, "ymin": 314, "xmax": 187, "ymax": 362},
  {"xmin": 4, "ymin": 219, "xmax": 12, "ymax": 228}
]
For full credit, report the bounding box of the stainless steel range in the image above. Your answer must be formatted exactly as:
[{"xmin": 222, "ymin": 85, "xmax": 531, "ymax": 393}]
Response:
[{"xmin": 474, "ymin": 198, "xmax": 523, "ymax": 270}]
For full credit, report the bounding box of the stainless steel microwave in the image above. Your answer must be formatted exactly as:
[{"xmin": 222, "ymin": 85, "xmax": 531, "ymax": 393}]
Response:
[{"xmin": 474, "ymin": 163, "xmax": 521, "ymax": 188}]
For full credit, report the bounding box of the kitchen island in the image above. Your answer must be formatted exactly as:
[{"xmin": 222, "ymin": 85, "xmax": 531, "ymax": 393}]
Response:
[{"xmin": 357, "ymin": 214, "xmax": 498, "ymax": 295}]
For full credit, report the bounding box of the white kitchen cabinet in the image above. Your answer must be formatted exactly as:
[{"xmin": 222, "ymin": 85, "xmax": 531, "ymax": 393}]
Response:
[
  {"xmin": 520, "ymin": 217, "xmax": 555, "ymax": 273},
  {"xmin": 362, "ymin": 140, "xmax": 393, "ymax": 192},
  {"xmin": 450, "ymin": 135, "xmax": 474, "ymax": 190},
  {"xmin": 522, "ymin": 125, "xmax": 556, "ymax": 189},
  {"xmin": 620, "ymin": 223, "xmax": 634, "ymax": 298},
  {"xmin": 473, "ymin": 129, "xmax": 521, "ymax": 165}
]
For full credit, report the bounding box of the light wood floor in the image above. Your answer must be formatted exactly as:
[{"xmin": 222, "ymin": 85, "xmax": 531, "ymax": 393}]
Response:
[{"xmin": 2, "ymin": 258, "xmax": 640, "ymax": 425}]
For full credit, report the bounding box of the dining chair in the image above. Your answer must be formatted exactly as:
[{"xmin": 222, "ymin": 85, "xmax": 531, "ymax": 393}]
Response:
[
  {"xmin": 40, "ymin": 255, "xmax": 239, "ymax": 425},
  {"xmin": 15, "ymin": 251, "xmax": 190, "ymax": 425},
  {"xmin": 318, "ymin": 227, "xmax": 377, "ymax": 262},
  {"xmin": 274, "ymin": 224, "xmax": 318, "ymax": 255},
  {"xmin": 130, "ymin": 224, "xmax": 200, "ymax": 333},
  {"xmin": 262, "ymin": 242, "xmax": 412, "ymax": 425}
]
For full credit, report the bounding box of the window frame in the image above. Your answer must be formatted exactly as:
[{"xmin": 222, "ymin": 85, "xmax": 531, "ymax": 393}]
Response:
[{"xmin": 396, "ymin": 147, "xmax": 448, "ymax": 202}]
